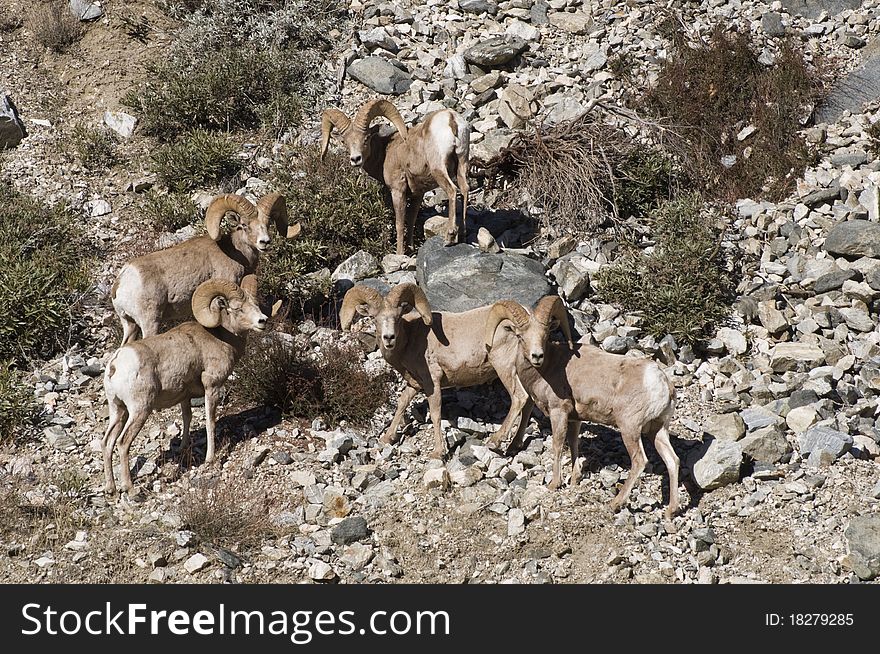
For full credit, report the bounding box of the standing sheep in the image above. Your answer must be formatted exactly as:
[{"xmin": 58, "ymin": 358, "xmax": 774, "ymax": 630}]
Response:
[
  {"xmin": 484, "ymin": 297, "xmax": 681, "ymax": 519},
  {"xmin": 320, "ymin": 98, "xmax": 470, "ymax": 254},
  {"xmin": 111, "ymin": 191, "xmax": 290, "ymax": 344},
  {"xmin": 102, "ymin": 277, "xmax": 267, "ymax": 497}
]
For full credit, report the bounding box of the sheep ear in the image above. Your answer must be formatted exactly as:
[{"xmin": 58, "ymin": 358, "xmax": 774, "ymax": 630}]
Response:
[
  {"xmin": 286, "ymin": 222, "xmax": 302, "ymax": 239},
  {"xmin": 213, "ymin": 296, "xmax": 228, "ymax": 312},
  {"xmin": 355, "ymin": 303, "xmax": 372, "ymax": 317},
  {"xmin": 548, "ymin": 318, "xmax": 560, "ymax": 331}
]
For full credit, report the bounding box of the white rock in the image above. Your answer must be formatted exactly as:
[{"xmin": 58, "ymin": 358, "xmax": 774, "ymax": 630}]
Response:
[
  {"xmin": 103, "ymin": 110, "xmax": 137, "ymax": 139},
  {"xmin": 184, "ymin": 553, "xmax": 209, "ymax": 574}
]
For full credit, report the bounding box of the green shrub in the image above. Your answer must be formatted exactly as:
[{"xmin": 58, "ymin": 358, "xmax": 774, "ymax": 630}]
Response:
[
  {"xmin": 613, "ymin": 148, "xmax": 681, "ymax": 220},
  {"xmin": 868, "ymin": 120, "xmax": 880, "ymax": 154},
  {"xmin": 597, "ymin": 193, "xmax": 735, "ymax": 343},
  {"xmin": 260, "ymin": 148, "xmax": 390, "ymax": 306},
  {"xmin": 141, "ymin": 189, "xmax": 202, "ymax": 232},
  {"xmin": 233, "ymin": 332, "xmax": 392, "ymax": 426},
  {"xmin": 123, "ymin": 0, "xmax": 343, "ymax": 139},
  {"xmin": 0, "ymin": 361, "xmax": 37, "ymax": 443},
  {"xmin": 151, "ymin": 129, "xmax": 240, "ymax": 191},
  {"xmin": 643, "ymin": 26, "xmax": 823, "ymax": 201},
  {"xmin": 27, "ymin": 1, "xmax": 84, "ymax": 52},
  {"xmin": 0, "ymin": 181, "xmax": 89, "ymax": 363},
  {"xmin": 70, "ymin": 124, "xmax": 119, "ymax": 170}
]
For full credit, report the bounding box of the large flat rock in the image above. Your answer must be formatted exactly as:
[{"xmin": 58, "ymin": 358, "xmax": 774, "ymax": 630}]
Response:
[
  {"xmin": 816, "ymin": 39, "xmax": 880, "ymax": 123},
  {"xmin": 416, "ymin": 236, "xmax": 551, "ymax": 312}
]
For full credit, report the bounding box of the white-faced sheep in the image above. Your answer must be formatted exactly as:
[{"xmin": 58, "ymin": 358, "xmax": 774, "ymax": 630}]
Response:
[
  {"xmin": 101, "ymin": 276, "xmax": 267, "ymax": 497},
  {"xmin": 484, "ymin": 297, "xmax": 680, "ymax": 519},
  {"xmin": 340, "ymin": 282, "xmax": 526, "ymax": 460},
  {"xmin": 321, "ymin": 98, "xmax": 470, "ymax": 255},
  {"xmin": 111, "ymin": 192, "xmax": 290, "ymax": 345}
]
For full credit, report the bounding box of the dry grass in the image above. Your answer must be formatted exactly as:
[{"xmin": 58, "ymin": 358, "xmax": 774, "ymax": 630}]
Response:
[
  {"xmin": 178, "ymin": 477, "xmax": 278, "ymax": 546},
  {"xmin": 27, "ymin": 2, "xmax": 84, "ymax": 53},
  {"xmin": 642, "ymin": 25, "xmax": 824, "ymax": 201},
  {"xmin": 70, "ymin": 124, "xmax": 119, "ymax": 170},
  {"xmin": 233, "ymin": 331, "xmax": 392, "ymax": 426}
]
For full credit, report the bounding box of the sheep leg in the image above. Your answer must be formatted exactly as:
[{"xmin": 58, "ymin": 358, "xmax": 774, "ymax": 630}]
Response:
[
  {"xmin": 405, "ymin": 193, "xmax": 424, "ymax": 252},
  {"xmin": 547, "ymin": 408, "xmax": 571, "ymax": 490},
  {"xmin": 381, "ymin": 385, "xmax": 419, "ymax": 445},
  {"xmin": 507, "ymin": 397, "xmax": 534, "ymax": 453},
  {"xmin": 609, "ymin": 425, "xmax": 647, "ymax": 513},
  {"xmin": 567, "ymin": 419, "xmax": 583, "ymax": 486},
  {"xmin": 391, "ymin": 187, "xmax": 408, "ymax": 255},
  {"xmin": 203, "ymin": 387, "xmax": 220, "ymax": 464},
  {"xmin": 649, "ymin": 422, "xmax": 681, "ymax": 520},
  {"xmin": 488, "ymin": 371, "xmax": 530, "ymax": 451},
  {"xmin": 101, "ymin": 400, "xmax": 128, "ymax": 495},
  {"xmin": 425, "ymin": 384, "xmax": 446, "ymax": 460},
  {"xmin": 456, "ymin": 160, "xmax": 469, "ymax": 241},
  {"xmin": 115, "ymin": 410, "xmax": 151, "ymax": 496},
  {"xmin": 138, "ymin": 315, "xmax": 162, "ymax": 340},
  {"xmin": 435, "ymin": 171, "xmax": 459, "ymax": 246},
  {"xmin": 178, "ymin": 400, "xmax": 192, "ymax": 453}
]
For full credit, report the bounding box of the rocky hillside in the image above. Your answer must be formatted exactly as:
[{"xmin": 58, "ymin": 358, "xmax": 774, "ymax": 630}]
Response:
[{"xmin": 0, "ymin": 0, "xmax": 879, "ymax": 584}]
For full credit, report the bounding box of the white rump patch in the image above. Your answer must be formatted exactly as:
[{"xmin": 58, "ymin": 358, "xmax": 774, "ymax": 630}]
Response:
[
  {"xmin": 429, "ymin": 112, "xmax": 456, "ymax": 158},
  {"xmin": 642, "ymin": 364, "xmax": 670, "ymax": 421}
]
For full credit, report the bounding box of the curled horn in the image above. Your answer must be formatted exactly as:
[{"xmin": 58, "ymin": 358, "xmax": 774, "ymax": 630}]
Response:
[
  {"xmin": 256, "ymin": 192, "xmax": 288, "ymax": 237},
  {"xmin": 386, "ymin": 283, "xmax": 432, "ymax": 325},
  {"xmin": 205, "ymin": 194, "xmax": 257, "ymax": 241},
  {"xmin": 533, "ymin": 295, "xmax": 575, "ymax": 349},
  {"xmin": 240, "ymin": 274, "xmax": 258, "ymax": 301},
  {"xmin": 353, "ymin": 99, "xmax": 408, "ymax": 140},
  {"xmin": 483, "ymin": 300, "xmax": 531, "ymax": 349},
  {"xmin": 192, "ymin": 279, "xmax": 245, "ymax": 329},
  {"xmin": 340, "ymin": 284, "xmax": 384, "ymax": 331},
  {"xmin": 320, "ymin": 108, "xmax": 351, "ymax": 160}
]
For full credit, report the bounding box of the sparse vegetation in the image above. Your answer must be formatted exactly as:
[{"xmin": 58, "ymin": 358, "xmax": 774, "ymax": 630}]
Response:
[
  {"xmin": 151, "ymin": 129, "xmax": 240, "ymax": 192},
  {"xmin": 141, "ymin": 189, "xmax": 202, "ymax": 233},
  {"xmin": 234, "ymin": 332, "xmax": 392, "ymax": 426},
  {"xmin": 70, "ymin": 124, "xmax": 119, "ymax": 170},
  {"xmin": 643, "ymin": 26, "xmax": 824, "ymax": 201},
  {"xmin": 0, "ymin": 361, "xmax": 38, "ymax": 443},
  {"xmin": 597, "ymin": 193, "xmax": 735, "ymax": 343},
  {"xmin": 0, "ymin": 6, "xmax": 23, "ymax": 31},
  {"xmin": 179, "ymin": 478, "xmax": 279, "ymax": 546},
  {"xmin": 261, "ymin": 149, "xmax": 390, "ymax": 307},
  {"xmin": 0, "ymin": 181, "xmax": 89, "ymax": 364},
  {"xmin": 27, "ymin": 1, "xmax": 84, "ymax": 53},
  {"xmin": 124, "ymin": 0, "xmax": 343, "ymax": 139},
  {"xmin": 868, "ymin": 120, "xmax": 880, "ymax": 154}
]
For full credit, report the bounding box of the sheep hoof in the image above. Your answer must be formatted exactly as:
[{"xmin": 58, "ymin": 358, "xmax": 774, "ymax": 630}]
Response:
[
  {"xmin": 443, "ymin": 229, "xmax": 459, "ymax": 246},
  {"xmin": 429, "ymin": 447, "xmax": 446, "ymax": 460},
  {"xmin": 547, "ymin": 479, "xmax": 561, "ymax": 491},
  {"xmin": 609, "ymin": 498, "xmax": 625, "ymax": 513},
  {"xmin": 102, "ymin": 484, "xmax": 117, "ymax": 497}
]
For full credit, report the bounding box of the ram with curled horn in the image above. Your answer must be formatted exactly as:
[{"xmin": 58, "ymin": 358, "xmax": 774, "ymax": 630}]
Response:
[
  {"xmin": 321, "ymin": 97, "xmax": 471, "ymax": 255},
  {"xmin": 111, "ymin": 191, "xmax": 299, "ymax": 345},
  {"xmin": 484, "ymin": 296, "xmax": 681, "ymax": 520},
  {"xmin": 340, "ymin": 282, "xmax": 533, "ymax": 460},
  {"xmin": 102, "ymin": 278, "xmax": 268, "ymax": 497}
]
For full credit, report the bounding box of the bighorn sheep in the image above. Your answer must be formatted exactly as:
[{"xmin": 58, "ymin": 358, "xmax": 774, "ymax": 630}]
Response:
[
  {"xmin": 102, "ymin": 277, "xmax": 267, "ymax": 496},
  {"xmin": 321, "ymin": 98, "xmax": 470, "ymax": 255},
  {"xmin": 484, "ymin": 297, "xmax": 680, "ymax": 519},
  {"xmin": 111, "ymin": 192, "xmax": 289, "ymax": 345},
  {"xmin": 340, "ymin": 282, "xmax": 524, "ymax": 460}
]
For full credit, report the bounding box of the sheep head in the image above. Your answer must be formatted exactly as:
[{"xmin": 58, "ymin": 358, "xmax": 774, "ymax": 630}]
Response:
[
  {"xmin": 205, "ymin": 192, "xmax": 293, "ymax": 252},
  {"xmin": 340, "ymin": 282, "xmax": 431, "ymax": 352},
  {"xmin": 192, "ymin": 279, "xmax": 267, "ymax": 335},
  {"xmin": 484, "ymin": 296, "xmax": 574, "ymax": 368},
  {"xmin": 320, "ymin": 99, "xmax": 407, "ymax": 168}
]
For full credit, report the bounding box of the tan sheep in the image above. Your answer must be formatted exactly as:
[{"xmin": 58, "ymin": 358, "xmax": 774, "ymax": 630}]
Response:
[
  {"xmin": 340, "ymin": 282, "xmax": 528, "ymax": 460},
  {"xmin": 102, "ymin": 276, "xmax": 267, "ymax": 497},
  {"xmin": 111, "ymin": 192, "xmax": 291, "ymax": 344},
  {"xmin": 321, "ymin": 98, "xmax": 470, "ymax": 255},
  {"xmin": 484, "ymin": 297, "xmax": 681, "ymax": 519}
]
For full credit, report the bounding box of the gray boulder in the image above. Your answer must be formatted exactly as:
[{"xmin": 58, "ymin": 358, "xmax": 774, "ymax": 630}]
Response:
[
  {"xmin": 458, "ymin": 0, "xmax": 498, "ymax": 14},
  {"xmin": 0, "ymin": 94, "xmax": 25, "ymax": 149},
  {"xmin": 798, "ymin": 425, "xmax": 852, "ymax": 466},
  {"xmin": 69, "ymin": 0, "xmax": 103, "ymax": 20},
  {"xmin": 817, "ymin": 39, "xmax": 880, "ymax": 123},
  {"xmin": 693, "ymin": 440, "xmax": 743, "ymax": 490},
  {"xmin": 824, "ymin": 220, "xmax": 880, "ymax": 259},
  {"xmin": 740, "ymin": 426, "xmax": 793, "ymax": 464},
  {"xmin": 844, "ymin": 515, "xmax": 880, "ymax": 580},
  {"xmin": 331, "ymin": 250, "xmax": 379, "ymax": 284},
  {"xmin": 781, "ymin": 0, "xmax": 861, "ymax": 20},
  {"xmin": 463, "ymin": 37, "xmax": 528, "ymax": 68},
  {"xmin": 347, "ymin": 57, "xmax": 412, "ymax": 95},
  {"xmin": 416, "ymin": 236, "xmax": 551, "ymax": 313}
]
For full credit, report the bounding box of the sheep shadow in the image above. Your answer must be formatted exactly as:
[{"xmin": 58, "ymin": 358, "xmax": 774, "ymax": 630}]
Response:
[
  {"xmin": 517, "ymin": 417, "xmax": 706, "ymax": 513},
  {"xmin": 150, "ymin": 405, "xmax": 283, "ymax": 471},
  {"xmin": 413, "ymin": 205, "xmax": 539, "ymax": 250}
]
